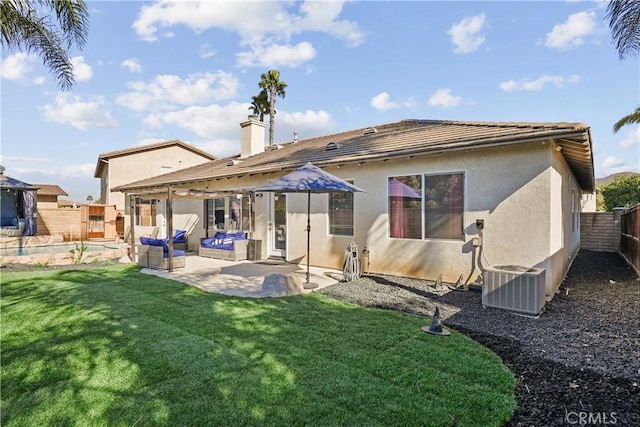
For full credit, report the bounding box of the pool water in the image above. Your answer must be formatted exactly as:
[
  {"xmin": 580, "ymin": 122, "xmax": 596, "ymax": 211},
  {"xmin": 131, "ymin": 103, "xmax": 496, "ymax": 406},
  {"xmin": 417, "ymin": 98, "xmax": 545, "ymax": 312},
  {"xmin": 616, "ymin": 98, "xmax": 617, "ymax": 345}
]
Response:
[{"xmin": 0, "ymin": 242, "xmax": 123, "ymax": 257}]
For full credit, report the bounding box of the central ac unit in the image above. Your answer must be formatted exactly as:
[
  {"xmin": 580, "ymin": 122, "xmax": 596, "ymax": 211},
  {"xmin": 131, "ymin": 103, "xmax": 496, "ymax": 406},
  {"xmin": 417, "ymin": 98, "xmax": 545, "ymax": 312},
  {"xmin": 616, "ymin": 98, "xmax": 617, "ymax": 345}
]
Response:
[{"xmin": 482, "ymin": 265, "xmax": 546, "ymax": 316}]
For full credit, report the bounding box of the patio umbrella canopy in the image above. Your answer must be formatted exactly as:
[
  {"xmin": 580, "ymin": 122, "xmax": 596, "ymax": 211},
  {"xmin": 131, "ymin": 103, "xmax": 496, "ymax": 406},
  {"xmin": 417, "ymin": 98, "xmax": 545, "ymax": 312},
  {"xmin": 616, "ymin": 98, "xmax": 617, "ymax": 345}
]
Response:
[{"xmin": 257, "ymin": 163, "xmax": 365, "ymax": 288}]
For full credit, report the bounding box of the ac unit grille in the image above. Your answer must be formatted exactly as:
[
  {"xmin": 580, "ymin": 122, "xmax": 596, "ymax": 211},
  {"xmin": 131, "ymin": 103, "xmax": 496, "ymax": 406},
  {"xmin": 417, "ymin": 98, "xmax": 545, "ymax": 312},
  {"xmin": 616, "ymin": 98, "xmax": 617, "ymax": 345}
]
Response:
[{"xmin": 482, "ymin": 266, "xmax": 546, "ymax": 316}]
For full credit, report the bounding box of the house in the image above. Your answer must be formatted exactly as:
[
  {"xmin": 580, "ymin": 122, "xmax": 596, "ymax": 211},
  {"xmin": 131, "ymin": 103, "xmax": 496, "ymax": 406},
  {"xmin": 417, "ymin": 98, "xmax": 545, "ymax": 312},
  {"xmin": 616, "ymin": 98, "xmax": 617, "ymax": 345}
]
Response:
[
  {"xmin": 94, "ymin": 139, "xmax": 216, "ymax": 236},
  {"xmin": 114, "ymin": 117, "xmax": 594, "ymax": 296},
  {"xmin": 34, "ymin": 184, "xmax": 68, "ymax": 209}
]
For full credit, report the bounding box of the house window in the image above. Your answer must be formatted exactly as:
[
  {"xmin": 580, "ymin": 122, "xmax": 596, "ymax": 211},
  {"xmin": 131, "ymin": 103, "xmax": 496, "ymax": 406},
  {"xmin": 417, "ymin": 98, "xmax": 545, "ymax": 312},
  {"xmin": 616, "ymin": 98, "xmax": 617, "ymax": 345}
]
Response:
[
  {"xmin": 329, "ymin": 181, "xmax": 354, "ymax": 236},
  {"xmin": 135, "ymin": 198, "xmax": 157, "ymax": 226},
  {"xmin": 424, "ymin": 173, "xmax": 465, "ymax": 240},
  {"xmin": 388, "ymin": 173, "xmax": 465, "ymax": 240},
  {"xmin": 204, "ymin": 195, "xmax": 253, "ymax": 231},
  {"xmin": 388, "ymin": 175, "xmax": 422, "ymax": 239}
]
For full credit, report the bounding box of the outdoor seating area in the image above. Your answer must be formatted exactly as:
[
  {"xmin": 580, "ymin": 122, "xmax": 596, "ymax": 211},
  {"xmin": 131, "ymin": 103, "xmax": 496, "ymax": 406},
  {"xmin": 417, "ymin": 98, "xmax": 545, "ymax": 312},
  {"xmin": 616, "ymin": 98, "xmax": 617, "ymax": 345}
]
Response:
[
  {"xmin": 199, "ymin": 231, "xmax": 248, "ymax": 261},
  {"xmin": 137, "ymin": 237, "xmax": 186, "ymax": 270},
  {"xmin": 0, "ymin": 218, "xmax": 26, "ymax": 237}
]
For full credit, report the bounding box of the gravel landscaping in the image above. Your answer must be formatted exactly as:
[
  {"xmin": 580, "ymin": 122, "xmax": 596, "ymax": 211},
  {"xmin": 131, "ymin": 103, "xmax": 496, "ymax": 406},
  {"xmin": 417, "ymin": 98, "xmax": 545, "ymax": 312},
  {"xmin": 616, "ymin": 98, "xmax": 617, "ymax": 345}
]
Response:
[{"xmin": 318, "ymin": 250, "xmax": 639, "ymax": 426}]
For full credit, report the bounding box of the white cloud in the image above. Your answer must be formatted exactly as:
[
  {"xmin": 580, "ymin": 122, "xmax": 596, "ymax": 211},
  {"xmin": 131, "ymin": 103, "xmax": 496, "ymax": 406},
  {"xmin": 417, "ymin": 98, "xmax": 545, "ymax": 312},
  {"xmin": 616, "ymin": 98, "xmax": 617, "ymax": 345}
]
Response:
[
  {"xmin": 121, "ymin": 58, "xmax": 142, "ymax": 73},
  {"xmin": 370, "ymin": 92, "xmax": 399, "ymax": 111},
  {"xmin": 618, "ymin": 127, "xmax": 640, "ymax": 149},
  {"xmin": 132, "ymin": 1, "xmax": 364, "ymax": 67},
  {"xmin": 428, "ymin": 89, "xmax": 463, "ymax": 108},
  {"xmin": 0, "ymin": 52, "xmax": 36, "ymax": 80},
  {"xmin": 237, "ymin": 41, "xmax": 316, "ymax": 67},
  {"xmin": 42, "ymin": 93, "xmax": 118, "ymax": 130},
  {"xmin": 71, "ymin": 56, "xmax": 92, "ymax": 81},
  {"xmin": 199, "ymin": 44, "xmax": 216, "ymax": 59},
  {"xmin": 603, "ymin": 156, "xmax": 624, "ymax": 168},
  {"xmin": 500, "ymin": 74, "xmax": 580, "ymax": 92},
  {"xmin": 448, "ymin": 14, "xmax": 486, "ymax": 54},
  {"xmin": 545, "ymin": 11, "xmax": 596, "ymax": 50},
  {"xmin": 116, "ymin": 71, "xmax": 240, "ymax": 112},
  {"xmin": 33, "ymin": 76, "xmax": 45, "ymax": 85}
]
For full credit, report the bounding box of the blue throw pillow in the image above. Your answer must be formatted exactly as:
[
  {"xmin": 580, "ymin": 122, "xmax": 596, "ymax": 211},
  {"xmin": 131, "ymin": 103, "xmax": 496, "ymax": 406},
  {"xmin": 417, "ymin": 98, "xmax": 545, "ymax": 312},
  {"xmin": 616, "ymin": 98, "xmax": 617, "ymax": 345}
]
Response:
[
  {"xmin": 222, "ymin": 237, "xmax": 233, "ymax": 245},
  {"xmin": 202, "ymin": 237, "xmax": 215, "ymax": 246},
  {"xmin": 173, "ymin": 230, "xmax": 186, "ymax": 240}
]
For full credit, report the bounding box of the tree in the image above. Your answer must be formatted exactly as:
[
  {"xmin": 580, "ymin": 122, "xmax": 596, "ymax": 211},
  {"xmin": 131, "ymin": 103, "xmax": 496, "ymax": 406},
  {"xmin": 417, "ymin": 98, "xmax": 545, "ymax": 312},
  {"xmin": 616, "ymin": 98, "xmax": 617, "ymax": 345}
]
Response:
[
  {"xmin": 1, "ymin": 0, "xmax": 89, "ymax": 90},
  {"xmin": 606, "ymin": 1, "xmax": 640, "ymax": 132},
  {"xmin": 606, "ymin": 0, "xmax": 640, "ymax": 60},
  {"xmin": 248, "ymin": 89, "xmax": 270, "ymax": 122},
  {"xmin": 600, "ymin": 174, "xmax": 640, "ymax": 211},
  {"xmin": 258, "ymin": 69, "xmax": 287, "ymax": 146},
  {"xmin": 613, "ymin": 106, "xmax": 640, "ymax": 133},
  {"xmin": 86, "ymin": 194, "xmax": 93, "ymax": 203}
]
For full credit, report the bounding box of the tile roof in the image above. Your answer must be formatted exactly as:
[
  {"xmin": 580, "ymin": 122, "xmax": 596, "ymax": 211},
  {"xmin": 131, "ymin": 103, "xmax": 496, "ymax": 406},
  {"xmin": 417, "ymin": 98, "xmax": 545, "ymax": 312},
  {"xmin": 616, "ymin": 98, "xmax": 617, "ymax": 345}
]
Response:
[
  {"xmin": 114, "ymin": 119, "xmax": 595, "ymax": 193},
  {"xmin": 34, "ymin": 184, "xmax": 68, "ymax": 196},
  {"xmin": 94, "ymin": 139, "xmax": 216, "ymax": 177}
]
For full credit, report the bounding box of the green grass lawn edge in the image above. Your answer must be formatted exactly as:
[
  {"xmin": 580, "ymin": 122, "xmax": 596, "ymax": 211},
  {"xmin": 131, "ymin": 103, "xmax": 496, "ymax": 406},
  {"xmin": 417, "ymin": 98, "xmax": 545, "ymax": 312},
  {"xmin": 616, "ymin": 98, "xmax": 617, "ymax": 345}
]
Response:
[{"xmin": 1, "ymin": 265, "xmax": 516, "ymax": 426}]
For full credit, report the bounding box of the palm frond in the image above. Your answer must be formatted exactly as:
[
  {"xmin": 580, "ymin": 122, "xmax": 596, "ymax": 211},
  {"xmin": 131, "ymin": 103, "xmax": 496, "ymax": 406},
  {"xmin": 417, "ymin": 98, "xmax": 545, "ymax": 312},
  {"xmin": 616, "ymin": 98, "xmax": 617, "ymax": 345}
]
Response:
[
  {"xmin": 613, "ymin": 106, "xmax": 640, "ymax": 133},
  {"xmin": 606, "ymin": 0, "xmax": 640, "ymax": 60}
]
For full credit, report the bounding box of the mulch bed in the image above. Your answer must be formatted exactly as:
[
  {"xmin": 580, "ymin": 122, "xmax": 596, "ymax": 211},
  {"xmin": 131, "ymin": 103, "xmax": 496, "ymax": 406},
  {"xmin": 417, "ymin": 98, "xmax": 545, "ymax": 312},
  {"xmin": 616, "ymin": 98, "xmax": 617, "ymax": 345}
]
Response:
[{"xmin": 318, "ymin": 250, "xmax": 639, "ymax": 426}]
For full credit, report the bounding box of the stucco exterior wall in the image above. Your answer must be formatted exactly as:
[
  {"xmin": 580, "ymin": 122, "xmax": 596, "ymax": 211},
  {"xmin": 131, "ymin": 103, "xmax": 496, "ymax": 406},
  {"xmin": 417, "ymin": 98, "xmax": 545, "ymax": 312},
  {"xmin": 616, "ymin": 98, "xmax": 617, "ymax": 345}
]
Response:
[
  {"xmin": 148, "ymin": 139, "xmax": 582, "ymax": 294},
  {"xmin": 106, "ymin": 146, "xmax": 213, "ymax": 210}
]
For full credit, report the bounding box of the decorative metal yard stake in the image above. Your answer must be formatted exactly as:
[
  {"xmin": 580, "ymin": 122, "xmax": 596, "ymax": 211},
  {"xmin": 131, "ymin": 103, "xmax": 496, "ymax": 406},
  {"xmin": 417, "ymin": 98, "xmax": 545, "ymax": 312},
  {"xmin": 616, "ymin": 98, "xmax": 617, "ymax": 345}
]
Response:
[{"xmin": 421, "ymin": 306, "xmax": 450, "ymax": 336}]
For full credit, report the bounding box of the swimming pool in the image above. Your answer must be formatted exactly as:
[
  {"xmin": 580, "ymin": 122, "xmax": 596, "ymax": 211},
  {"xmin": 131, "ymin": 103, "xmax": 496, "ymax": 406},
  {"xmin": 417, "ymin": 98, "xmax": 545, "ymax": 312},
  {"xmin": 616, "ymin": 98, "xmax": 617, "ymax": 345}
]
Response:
[{"xmin": 0, "ymin": 242, "xmax": 125, "ymax": 257}]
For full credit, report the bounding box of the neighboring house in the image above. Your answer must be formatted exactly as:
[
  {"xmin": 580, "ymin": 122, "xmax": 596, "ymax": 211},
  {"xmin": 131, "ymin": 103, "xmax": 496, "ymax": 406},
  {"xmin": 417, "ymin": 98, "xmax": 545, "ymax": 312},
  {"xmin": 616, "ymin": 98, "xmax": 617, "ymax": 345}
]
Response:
[
  {"xmin": 115, "ymin": 117, "xmax": 595, "ymax": 297},
  {"xmin": 94, "ymin": 140, "xmax": 216, "ymax": 235},
  {"xmin": 34, "ymin": 184, "xmax": 68, "ymax": 209}
]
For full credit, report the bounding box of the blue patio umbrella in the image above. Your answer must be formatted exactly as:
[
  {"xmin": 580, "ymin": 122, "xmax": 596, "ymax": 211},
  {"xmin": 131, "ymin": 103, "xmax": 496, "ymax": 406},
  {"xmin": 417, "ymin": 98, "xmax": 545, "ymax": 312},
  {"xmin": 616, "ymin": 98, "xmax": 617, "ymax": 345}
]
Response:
[{"xmin": 257, "ymin": 163, "xmax": 365, "ymax": 288}]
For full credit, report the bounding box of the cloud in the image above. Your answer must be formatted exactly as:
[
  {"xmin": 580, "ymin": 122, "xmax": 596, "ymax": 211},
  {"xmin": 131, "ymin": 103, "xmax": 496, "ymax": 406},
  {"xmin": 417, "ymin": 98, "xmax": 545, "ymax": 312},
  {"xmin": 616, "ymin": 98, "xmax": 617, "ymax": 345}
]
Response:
[
  {"xmin": 500, "ymin": 74, "xmax": 580, "ymax": 92},
  {"xmin": 237, "ymin": 41, "xmax": 316, "ymax": 67},
  {"xmin": 618, "ymin": 127, "xmax": 640, "ymax": 149},
  {"xmin": 603, "ymin": 156, "xmax": 624, "ymax": 168},
  {"xmin": 116, "ymin": 71, "xmax": 240, "ymax": 112},
  {"xmin": 71, "ymin": 56, "xmax": 93, "ymax": 81},
  {"xmin": 370, "ymin": 92, "xmax": 399, "ymax": 111},
  {"xmin": 428, "ymin": 88, "xmax": 464, "ymax": 108},
  {"xmin": 0, "ymin": 52, "xmax": 36, "ymax": 80},
  {"xmin": 42, "ymin": 93, "xmax": 118, "ymax": 130},
  {"xmin": 144, "ymin": 102, "xmax": 335, "ymax": 157},
  {"xmin": 33, "ymin": 76, "xmax": 45, "ymax": 85},
  {"xmin": 199, "ymin": 44, "xmax": 216, "ymax": 59},
  {"xmin": 121, "ymin": 58, "xmax": 142, "ymax": 73},
  {"xmin": 545, "ymin": 11, "xmax": 596, "ymax": 50},
  {"xmin": 448, "ymin": 14, "xmax": 486, "ymax": 54},
  {"xmin": 132, "ymin": 1, "xmax": 364, "ymax": 67}
]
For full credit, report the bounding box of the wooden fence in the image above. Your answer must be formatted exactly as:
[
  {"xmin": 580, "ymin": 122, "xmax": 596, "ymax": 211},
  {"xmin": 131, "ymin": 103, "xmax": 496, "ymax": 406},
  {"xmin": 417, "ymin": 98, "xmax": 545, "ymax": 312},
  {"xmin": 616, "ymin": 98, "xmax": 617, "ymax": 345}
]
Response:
[{"xmin": 620, "ymin": 204, "xmax": 640, "ymax": 274}]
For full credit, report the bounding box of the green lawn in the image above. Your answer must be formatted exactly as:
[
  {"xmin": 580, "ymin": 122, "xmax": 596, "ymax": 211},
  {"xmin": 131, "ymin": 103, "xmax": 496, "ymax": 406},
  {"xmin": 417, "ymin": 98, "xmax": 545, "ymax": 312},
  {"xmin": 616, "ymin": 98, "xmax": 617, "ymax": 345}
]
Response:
[{"xmin": 1, "ymin": 265, "xmax": 516, "ymax": 426}]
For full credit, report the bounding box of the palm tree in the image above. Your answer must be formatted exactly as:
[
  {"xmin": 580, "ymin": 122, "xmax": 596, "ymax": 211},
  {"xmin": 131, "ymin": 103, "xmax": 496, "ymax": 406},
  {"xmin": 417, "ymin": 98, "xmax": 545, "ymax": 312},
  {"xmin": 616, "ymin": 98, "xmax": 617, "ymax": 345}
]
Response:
[
  {"xmin": 606, "ymin": 0, "xmax": 640, "ymax": 60},
  {"xmin": 613, "ymin": 106, "xmax": 640, "ymax": 133},
  {"xmin": 1, "ymin": 0, "xmax": 90, "ymax": 90},
  {"xmin": 258, "ymin": 69, "xmax": 287, "ymax": 146},
  {"xmin": 606, "ymin": 1, "xmax": 640, "ymax": 132},
  {"xmin": 248, "ymin": 89, "xmax": 270, "ymax": 122}
]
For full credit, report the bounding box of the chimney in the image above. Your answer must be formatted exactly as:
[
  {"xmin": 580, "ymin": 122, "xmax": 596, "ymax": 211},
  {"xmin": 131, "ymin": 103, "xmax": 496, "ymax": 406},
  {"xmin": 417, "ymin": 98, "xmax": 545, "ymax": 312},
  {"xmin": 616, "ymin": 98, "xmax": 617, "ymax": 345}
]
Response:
[
  {"xmin": 293, "ymin": 131, "xmax": 298, "ymax": 143},
  {"xmin": 240, "ymin": 115, "xmax": 266, "ymax": 158}
]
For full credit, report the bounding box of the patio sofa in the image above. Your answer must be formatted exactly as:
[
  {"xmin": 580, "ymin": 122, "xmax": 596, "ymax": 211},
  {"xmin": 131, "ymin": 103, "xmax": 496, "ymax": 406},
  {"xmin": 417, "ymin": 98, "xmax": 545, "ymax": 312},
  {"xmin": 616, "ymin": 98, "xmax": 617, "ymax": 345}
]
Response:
[
  {"xmin": 137, "ymin": 237, "xmax": 186, "ymax": 270},
  {"xmin": 199, "ymin": 231, "xmax": 248, "ymax": 261},
  {"xmin": 0, "ymin": 217, "xmax": 26, "ymax": 237}
]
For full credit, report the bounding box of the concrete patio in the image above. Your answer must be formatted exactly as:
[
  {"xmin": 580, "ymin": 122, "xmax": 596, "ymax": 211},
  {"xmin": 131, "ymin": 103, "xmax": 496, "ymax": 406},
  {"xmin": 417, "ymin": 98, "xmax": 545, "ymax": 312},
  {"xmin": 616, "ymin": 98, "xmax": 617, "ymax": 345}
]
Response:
[{"xmin": 139, "ymin": 254, "xmax": 343, "ymax": 298}]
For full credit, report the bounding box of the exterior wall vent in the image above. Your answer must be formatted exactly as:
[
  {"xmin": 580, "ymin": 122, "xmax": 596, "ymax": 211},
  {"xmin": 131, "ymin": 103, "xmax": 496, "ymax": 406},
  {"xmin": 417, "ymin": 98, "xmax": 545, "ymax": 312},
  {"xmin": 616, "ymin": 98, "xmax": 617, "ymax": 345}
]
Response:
[
  {"xmin": 324, "ymin": 142, "xmax": 343, "ymax": 152},
  {"xmin": 363, "ymin": 127, "xmax": 377, "ymax": 135},
  {"xmin": 482, "ymin": 266, "xmax": 546, "ymax": 316}
]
